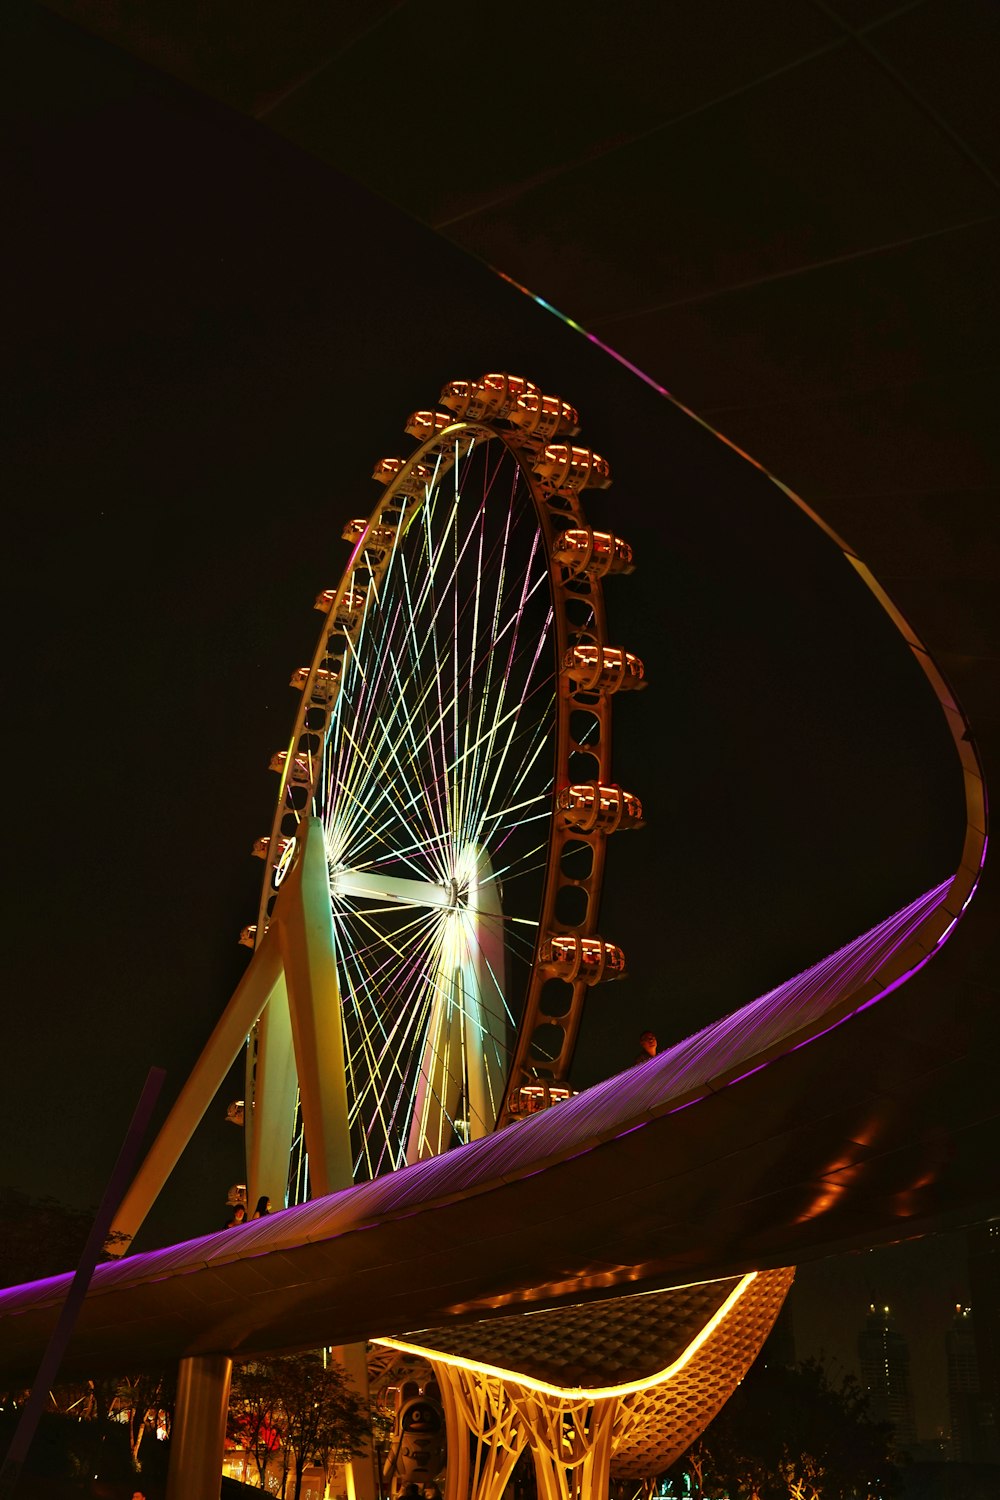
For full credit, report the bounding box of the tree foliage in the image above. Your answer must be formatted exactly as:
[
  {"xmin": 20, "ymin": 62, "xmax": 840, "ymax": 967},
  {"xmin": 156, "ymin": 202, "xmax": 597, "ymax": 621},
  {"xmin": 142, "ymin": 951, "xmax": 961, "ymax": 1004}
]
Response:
[
  {"xmin": 0, "ymin": 1403, "xmax": 134, "ymax": 1487},
  {"xmin": 113, "ymin": 1368, "xmax": 175, "ymax": 1469},
  {"xmin": 0, "ymin": 1187, "xmax": 94, "ymax": 1286},
  {"xmin": 230, "ymin": 1360, "xmax": 284, "ymax": 1488},
  {"xmin": 230, "ymin": 1351, "xmax": 370, "ymax": 1500},
  {"xmin": 671, "ymin": 1358, "xmax": 898, "ymax": 1500}
]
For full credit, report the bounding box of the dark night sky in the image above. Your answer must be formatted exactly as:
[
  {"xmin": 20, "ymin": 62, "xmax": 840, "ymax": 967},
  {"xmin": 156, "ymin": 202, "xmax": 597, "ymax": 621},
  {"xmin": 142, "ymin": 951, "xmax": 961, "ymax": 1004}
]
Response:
[{"xmin": 2, "ymin": 3, "xmax": 979, "ymax": 1435}]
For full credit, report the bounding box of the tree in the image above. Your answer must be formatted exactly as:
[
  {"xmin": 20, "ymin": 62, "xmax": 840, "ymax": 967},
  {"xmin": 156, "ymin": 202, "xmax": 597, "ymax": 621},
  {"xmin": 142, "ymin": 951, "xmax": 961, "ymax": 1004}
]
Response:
[
  {"xmin": 229, "ymin": 1361, "xmax": 282, "ymax": 1488},
  {"xmin": 670, "ymin": 1357, "xmax": 898, "ymax": 1500},
  {"xmin": 113, "ymin": 1368, "xmax": 175, "ymax": 1470},
  {"xmin": 0, "ymin": 1402, "xmax": 134, "ymax": 1487},
  {"xmin": 0, "ymin": 1187, "xmax": 94, "ymax": 1286},
  {"xmin": 277, "ymin": 1353, "xmax": 370, "ymax": 1500},
  {"xmin": 230, "ymin": 1352, "xmax": 370, "ymax": 1500}
]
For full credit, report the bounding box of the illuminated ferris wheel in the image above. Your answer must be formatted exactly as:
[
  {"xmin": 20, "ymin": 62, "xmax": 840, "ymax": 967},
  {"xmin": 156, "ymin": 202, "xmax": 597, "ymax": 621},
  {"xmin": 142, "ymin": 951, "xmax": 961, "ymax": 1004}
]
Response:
[{"xmin": 246, "ymin": 374, "xmax": 645, "ymax": 1197}]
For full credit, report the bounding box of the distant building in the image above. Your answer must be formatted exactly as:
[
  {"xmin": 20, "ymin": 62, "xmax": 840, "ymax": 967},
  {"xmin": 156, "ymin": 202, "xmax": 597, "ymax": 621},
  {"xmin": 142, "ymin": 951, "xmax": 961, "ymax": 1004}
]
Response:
[
  {"xmin": 858, "ymin": 1303, "xmax": 916, "ymax": 1456},
  {"xmin": 947, "ymin": 1304, "xmax": 984, "ymax": 1461},
  {"xmin": 906, "ymin": 1433, "xmax": 949, "ymax": 1463},
  {"xmin": 967, "ymin": 1217, "xmax": 1000, "ymax": 1462}
]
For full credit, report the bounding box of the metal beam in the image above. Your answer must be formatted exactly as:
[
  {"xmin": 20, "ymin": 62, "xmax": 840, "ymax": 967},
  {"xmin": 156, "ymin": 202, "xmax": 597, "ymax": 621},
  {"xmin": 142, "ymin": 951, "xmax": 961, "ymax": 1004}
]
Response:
[{"xmin": 331, "ymin": 867, "xmax": 452, "ymax": 908}]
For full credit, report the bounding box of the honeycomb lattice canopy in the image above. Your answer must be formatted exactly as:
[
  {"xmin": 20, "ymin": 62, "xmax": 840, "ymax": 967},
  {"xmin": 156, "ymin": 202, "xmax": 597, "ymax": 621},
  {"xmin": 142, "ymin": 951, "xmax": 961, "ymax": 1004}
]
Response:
[{"xmin": 379, "ymin": 1268, "xmax": 794, "ymax": 1489}]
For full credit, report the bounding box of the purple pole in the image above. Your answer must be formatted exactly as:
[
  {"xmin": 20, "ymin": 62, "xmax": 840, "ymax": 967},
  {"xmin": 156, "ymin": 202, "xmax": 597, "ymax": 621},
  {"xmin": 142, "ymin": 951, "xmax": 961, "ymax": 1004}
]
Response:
[{"xmin": 0, "ymin": 1066, "xmax": 166, "ymax": 1496}]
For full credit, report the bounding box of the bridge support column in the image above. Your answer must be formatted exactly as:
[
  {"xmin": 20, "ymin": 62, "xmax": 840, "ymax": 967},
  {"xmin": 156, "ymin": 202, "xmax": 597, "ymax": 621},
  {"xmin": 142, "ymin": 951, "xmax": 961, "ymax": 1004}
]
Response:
[
  {"xmin": 336, "ymin": 1341, "xmax": 377, "ymax": 1500},
  {"xmin": 166, "ymin": 1353, "xmax": 233, "ymax": 1500}
]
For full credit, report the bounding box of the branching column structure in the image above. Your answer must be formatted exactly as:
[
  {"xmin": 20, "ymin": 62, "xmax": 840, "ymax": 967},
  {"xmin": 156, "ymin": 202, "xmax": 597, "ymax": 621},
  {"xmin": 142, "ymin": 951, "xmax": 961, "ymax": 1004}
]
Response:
[
  {"xmin": 435, "ymin": 1364, "xmax": 618, "ymax": 1500},
  {"xmin": 389, "ymin": 1267, "xmax": 795, "ymax": 1500}
]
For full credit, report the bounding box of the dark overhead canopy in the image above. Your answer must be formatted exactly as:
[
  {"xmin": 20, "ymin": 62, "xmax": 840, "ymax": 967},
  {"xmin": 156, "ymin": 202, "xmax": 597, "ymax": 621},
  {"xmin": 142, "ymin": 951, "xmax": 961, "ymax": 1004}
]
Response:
[{"xmin": 31, "ymin": 0, "xmax": 998, "ymax": 789}]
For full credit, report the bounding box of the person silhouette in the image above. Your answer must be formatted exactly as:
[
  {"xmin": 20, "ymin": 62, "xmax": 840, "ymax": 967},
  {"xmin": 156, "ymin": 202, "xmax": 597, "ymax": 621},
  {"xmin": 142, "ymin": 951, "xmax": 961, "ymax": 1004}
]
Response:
[{"xmin": 633, "ymin": 1030, "xmax": 657, "ymax": 1064}]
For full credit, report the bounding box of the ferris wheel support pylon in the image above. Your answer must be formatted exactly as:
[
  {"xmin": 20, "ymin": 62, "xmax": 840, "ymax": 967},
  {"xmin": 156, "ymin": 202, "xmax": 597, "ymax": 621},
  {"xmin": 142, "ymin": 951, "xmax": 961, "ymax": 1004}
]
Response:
[
  {"xmin": 103, "ymin": 819, "xmax": 354, "ymax": 1253},
  {"xmin": 244, "ymin": 972, "xmax": 297, "ymax": 1214},
  {"xmin": 405, "ymin": 846, "xmax": 507, "ymax": 1163},
  {"xmin": 464, "ymin": 848, "xmax": 507, "ymax": 1145},
  {"xmin": 273, "ymin": 816, "xmax": 354, "ymax": 1199}
]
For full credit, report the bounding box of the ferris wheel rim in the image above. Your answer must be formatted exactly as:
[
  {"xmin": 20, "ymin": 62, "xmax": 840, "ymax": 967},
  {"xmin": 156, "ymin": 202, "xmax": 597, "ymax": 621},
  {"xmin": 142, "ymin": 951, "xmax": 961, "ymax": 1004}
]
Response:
[{"xmin": 248, "ymin": 378, "xmax": 642, "ymax": 1185}]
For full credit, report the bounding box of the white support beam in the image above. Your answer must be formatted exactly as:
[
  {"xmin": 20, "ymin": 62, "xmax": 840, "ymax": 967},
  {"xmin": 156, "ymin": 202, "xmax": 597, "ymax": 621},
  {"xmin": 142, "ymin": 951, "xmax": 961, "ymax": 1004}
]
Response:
[
  {"xmin": 331, "ymin": 867, "xmax": 451, "ymax": 908},
  {"xmin": 274, "ymin": 817, "xmax": 354, "ymax": 1198},
  {"xmin": 405, "ymin": 953, "xmax": 464, "ymax": 1164},
  {"xmin": 246, "ymin": 969, "xmax": 298, "ymax": 1210},
  {"xmin": 405, "ymin": 846, "xmax": 507, "ymax": 1161},
  {"xmin": 463, "ymin": 849, "xmax": 508, "ymax": 1140}
]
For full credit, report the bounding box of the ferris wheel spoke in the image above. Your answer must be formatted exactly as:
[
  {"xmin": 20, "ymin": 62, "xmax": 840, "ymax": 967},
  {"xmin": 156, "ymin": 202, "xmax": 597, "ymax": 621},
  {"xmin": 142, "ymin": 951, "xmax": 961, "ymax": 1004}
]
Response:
[
  {"xmin": 326, "ymin": 616, "xmax": 461, "ymax": 872},
  {"xmin": 327, "ymin": 777, "xmax": 441, "ymax": 888},
  {"xmin": 341, "ymin": 892, "xmax": 518, "ymax": 1162},
  {"xmin": 458, "ymin": 570, "xmax": 553, "ymax": 848},
  {"xmin": 392, "ymin": 470, "xmax": 522, "ymax": 739},
  {"xmin": 331, "ymin": 619, "xmax": 449, "ymax": 873},
  {"xmin": 467, "ymin": 692, "xmax": 554, "ymax": 848},
  {"xmin": 398, "ymin": 543, "xmax": 457, "ymax": 864},
  {"xmin": 333, "ymin": 487, "xmax": 548, "ymax": 870},
  {"xmin": 461, "ymin": 486, "xmax": 523, "ymax": 844},
  {"xmin": 474, "ymin": 718, "xmax": 555, "ymax": 851},
  {"xmin": 485, "ymin": 838, "xmax": 551, "ymax": 884},
  {"xmin": 337, "ymin": 924, "xmax": 443, "ymax": 1057},
  {"xmin": 327, "ymin": 719, "xmax": 448, "ymax": 882},
  {"xmin": 470, "ymin": 670, "xmax": 555, "ymax": 853},
  {"xmin": 409, "ymin": 483, "xmax": 463, "ymax": 622},
  {"xmin": 335, "ymin": 907, "xmax": 447, "ymax": 1167},
  {"xmin": 440, "ymin": 696, "xmax": 554, "ymax": 864},
  {"xmin": 334, "ymin": 621, "xmax": 403, "ymax": 806},
  {"xmin": 347, "ymin": 913, "xmax": 487, "ymax": 1165},
  {"xmin": 329, "ymin": 570, "xmax": 452, "ymax": 864},
  {"xmin": 345, "ymin": 957, "xmax": 435, "ymax": 1099},
  {"xmin": 338, "ymin": 827, "xmax": 457, "ymax": 877},
  {"xmin": 421, "ymin": 519, "xmax": 459, "ymax": 864},
  {"xmin": 336, "ymin": 621, "xmax": 545, "ymax": 873},
  {"xmin": 453, "ymin": 491, "xmax": 491, "ymax": 845}
]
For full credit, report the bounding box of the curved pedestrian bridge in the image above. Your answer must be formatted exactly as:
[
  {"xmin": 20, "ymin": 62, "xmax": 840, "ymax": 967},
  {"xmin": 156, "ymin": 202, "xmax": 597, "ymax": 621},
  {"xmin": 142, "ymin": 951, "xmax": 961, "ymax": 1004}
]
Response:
[{"xmin": 0, "ymin": 870, "xmax": 983, "ymax": 1384}]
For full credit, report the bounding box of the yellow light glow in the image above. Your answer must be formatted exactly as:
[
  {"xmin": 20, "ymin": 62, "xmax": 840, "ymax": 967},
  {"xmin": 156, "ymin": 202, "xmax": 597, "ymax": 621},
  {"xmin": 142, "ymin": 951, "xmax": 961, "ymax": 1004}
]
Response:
[{"xmin": 375, "ymin": 1272, "xmax": 757, "ymax": 1401}]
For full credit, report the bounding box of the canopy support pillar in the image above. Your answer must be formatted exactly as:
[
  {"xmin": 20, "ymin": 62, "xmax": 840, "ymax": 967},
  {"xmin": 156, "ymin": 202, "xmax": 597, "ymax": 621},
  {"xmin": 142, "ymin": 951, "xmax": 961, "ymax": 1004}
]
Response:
[{"xmin": 166, "ymin": 1353, "xmax": 233, "ymax": 1500}]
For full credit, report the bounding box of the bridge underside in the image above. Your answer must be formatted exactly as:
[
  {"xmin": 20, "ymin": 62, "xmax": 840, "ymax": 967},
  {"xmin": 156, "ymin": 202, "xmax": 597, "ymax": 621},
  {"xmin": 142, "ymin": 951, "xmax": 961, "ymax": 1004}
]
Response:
[{"xmin": 0, "ymin": 865, "xmax": 995, "ymax": 1381}]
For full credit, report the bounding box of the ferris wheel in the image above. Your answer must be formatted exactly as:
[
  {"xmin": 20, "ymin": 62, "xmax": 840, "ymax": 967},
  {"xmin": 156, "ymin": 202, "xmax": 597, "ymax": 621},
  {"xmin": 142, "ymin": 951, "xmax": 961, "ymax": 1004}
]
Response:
[{"xmin": 245, "ymin": 374, "xmax": 645, "ymax": 1198}]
